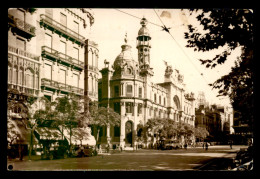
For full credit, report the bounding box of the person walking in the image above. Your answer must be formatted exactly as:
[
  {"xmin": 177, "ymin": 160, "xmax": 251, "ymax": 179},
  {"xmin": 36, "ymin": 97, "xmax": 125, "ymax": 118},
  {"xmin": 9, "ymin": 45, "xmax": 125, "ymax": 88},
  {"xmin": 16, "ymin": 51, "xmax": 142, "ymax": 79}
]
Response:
[
  {"xmin": 229, "ymin": 141, "xmax": 233, "ymax": 149},
  {"xmin": 205, "ymin": 142, "xmax": 208, "ymax": 151}
]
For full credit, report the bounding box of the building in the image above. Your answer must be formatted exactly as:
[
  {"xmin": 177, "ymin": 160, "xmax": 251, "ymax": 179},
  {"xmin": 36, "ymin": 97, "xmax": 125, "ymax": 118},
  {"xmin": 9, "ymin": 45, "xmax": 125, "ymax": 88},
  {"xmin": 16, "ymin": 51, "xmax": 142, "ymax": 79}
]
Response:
[
  {"xmin": 98, "ymin": 18, "xmax": 196, "ymax": 147},
  {"xmin": 195, "ymin": 104, "xmax": 234, "ymax": 142},
  {"xmin": 7, "ymin": 8, "xmax": 98, "ymax": 155}
]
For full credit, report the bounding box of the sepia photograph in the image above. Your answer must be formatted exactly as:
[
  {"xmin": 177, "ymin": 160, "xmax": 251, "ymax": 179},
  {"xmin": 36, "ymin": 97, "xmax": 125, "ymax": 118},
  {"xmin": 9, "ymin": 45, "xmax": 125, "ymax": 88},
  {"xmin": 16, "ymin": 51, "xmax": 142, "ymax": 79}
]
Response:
[{"xmin": 6, "ymin": 7, "xmax": 254, "ymax": 172}]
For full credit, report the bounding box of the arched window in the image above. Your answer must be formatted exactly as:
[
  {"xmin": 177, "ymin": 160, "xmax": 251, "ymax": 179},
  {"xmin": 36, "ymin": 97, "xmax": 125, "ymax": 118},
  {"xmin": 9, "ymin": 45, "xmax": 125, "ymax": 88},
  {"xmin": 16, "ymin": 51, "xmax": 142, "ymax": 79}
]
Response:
[
  {"xmin": 13, "ymin": 66, "xmax": 18, "ymax": 84},
  {"xmin": 18, "ymin": 67, "xmax": 24, "ymax": 85},
  {"xmin": 25, "ymin": 68, "xmax": 34, "ymax": 88},
  {"xmin": 173, "ymin": 95, "xmax": 180, "ymax": 110},
  {"xmin": 8, "ymin": 64, "xmax": 12, "ymax": 83}
]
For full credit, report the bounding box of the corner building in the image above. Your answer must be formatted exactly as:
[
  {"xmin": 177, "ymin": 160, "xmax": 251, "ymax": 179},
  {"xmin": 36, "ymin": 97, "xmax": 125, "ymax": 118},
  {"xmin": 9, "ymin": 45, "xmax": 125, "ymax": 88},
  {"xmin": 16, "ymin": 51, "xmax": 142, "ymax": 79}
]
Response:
[
  {"xmin": 7, "ymin": 8, "xmax": 98, "ymax": 151},
  {"xmin": 98, "ymin": 18, "xmax": 195, "ymax": 147}
]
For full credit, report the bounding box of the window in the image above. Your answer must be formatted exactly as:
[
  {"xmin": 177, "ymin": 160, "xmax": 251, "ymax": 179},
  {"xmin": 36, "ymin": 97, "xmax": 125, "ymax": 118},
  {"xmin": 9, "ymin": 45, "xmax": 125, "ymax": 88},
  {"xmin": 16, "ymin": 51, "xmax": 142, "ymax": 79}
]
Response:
[
  {"xmin": 59, "ymin": 69, "xmax": 66, "ymax": 84},
  {"xmin": 154, "ymin": 94, "xmax": 156, "ymax": 103},
  {"xmin": 114, "ymin": 86, "xmax": 119, "ymax": 97},
  {"xmin": 13, "ymin": 66, "xmax": 18, "ymax": 84},
  {"xmin": 8, "ymin": 66, "xmax": 12, "ymax": 83},
  {"xmin": 125, "ymin": 102, "xmax": 133, "ymax": 114},
  {"xmin": 73, "ymin": 21, "xmax": 79, "ymax": 34},
  {"xmin": 60, "ymin": 13, "xmax": 67, "ymax": 27},
  {"xmin": 16, "ymin": 38, "xmax": 26, "ymax": 51},
  {"xmin": 44, "ymin": 64, "xmax": 52, "ymax": 80},
  {"xmin": 18, "ymin": 68, "xmax": 23, "ymax": 85},
  {"xmin": 159, "ymin": 96, "xmax": 161, "ymax": 104},
  {"xmin": 17, "ymin": 9, "xmax": 25, "ymax": 21},
  {"xmin": 72, "ymin": 73, "xmax": 79, "ymax": 87},
  {"xmin": 114, "ymin": 126, "xmax": 120, "ymax": 137},
  {"xmin": 73, "ymin": 47, "xmax": 79, "ymax": 60},
  {"xmin": 126, "ymin": 85, "xmax": 132, "ymax": 97},
  {"xmin": 114, "ymin": 102, "xmax": 120, "ymax": 114},
  {"xmin": 138, "ymin": 104, "xmax": 142, "ymax": 116},
  {"xmin": 26, "ymin": 69, "xmax": 34, "ymax": 88},
  {"xmin": 164, "ymin": 98, "xmax": 166, "ymax": 106},
  {"xmin": 60, "ymin": 41, "xmax": 66, "ymax": 55},
  {"xmin": 35, "ymin": 73, "xmax": 39, "ymax": 89},
  {"xmin": 149, "ymin": 108, "xmax": 152, "ymax": 116},
  {"xmin": 45, "ymin": 34, "xmax": 52, "ymax": 48},
  {"xmin": 139, "ymin": 87, "xmax": 142, "ymax": 98}
]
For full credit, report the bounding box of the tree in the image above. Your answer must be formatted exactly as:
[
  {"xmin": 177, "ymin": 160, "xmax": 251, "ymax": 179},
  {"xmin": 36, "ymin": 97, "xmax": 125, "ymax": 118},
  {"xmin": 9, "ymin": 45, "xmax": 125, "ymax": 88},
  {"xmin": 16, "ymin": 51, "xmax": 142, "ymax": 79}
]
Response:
[
  {"xmin": 184, "ymin": 9, "xmax": 254, "ymax": 131},
  {"xmin": 53, "ymin": 94, "xmax": 89, "ymax": 151},
  {"xmin": 89, "ymin": 101, "xmax": 121, "ymax": 143},
  {"xmin": 194, "ymin": 127, "xmax": 209, "ymax": 142}
]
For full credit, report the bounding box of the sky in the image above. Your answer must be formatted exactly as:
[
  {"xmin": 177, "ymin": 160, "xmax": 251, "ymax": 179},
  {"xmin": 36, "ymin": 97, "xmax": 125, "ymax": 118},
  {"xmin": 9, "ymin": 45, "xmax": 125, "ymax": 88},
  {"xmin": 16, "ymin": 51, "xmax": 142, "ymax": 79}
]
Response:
[{"xmin": 87, "ymin": 9, "xmax": 241, "ymax": 107}]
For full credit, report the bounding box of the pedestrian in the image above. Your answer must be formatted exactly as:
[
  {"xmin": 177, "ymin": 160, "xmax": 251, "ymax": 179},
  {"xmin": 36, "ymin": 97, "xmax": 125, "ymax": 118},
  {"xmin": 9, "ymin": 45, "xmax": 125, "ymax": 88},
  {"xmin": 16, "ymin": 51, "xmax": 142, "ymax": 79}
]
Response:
[
  {"xmin": 229, "ymin": 141, "xmax": 233, "ymax": 149},
  {"xmin": 202, "ymin": 142, "xmax": 204, "ymax": 149},
  {"xmin": 184, "ymin": 143, "xmax": 187, "ymax": 150},
  {"xmin": 106, "ymin": 144, "xmax": 110, "ymax": 153},
  {"xmin": 120, "ymin": 144, "xmax": 123, "ymax": 152},
  {"xmin": 18, "ymin": 144, "xmax": 24, "ymax": 161},
  {"xmin": 99, "ymin": 144, "xmax": 102, "ymax": 154},
  {"xmin": 205, "ymin": 142, "xmax": 208, "ymax": 151}
]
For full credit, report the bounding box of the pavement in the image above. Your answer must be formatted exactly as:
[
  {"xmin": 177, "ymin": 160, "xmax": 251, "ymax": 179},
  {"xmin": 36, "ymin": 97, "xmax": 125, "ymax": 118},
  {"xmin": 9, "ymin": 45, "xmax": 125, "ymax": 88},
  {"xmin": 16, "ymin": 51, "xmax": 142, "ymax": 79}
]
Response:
[{"xmin": 6, "ymin": 145, "xmax": 249, "ymax": 171}]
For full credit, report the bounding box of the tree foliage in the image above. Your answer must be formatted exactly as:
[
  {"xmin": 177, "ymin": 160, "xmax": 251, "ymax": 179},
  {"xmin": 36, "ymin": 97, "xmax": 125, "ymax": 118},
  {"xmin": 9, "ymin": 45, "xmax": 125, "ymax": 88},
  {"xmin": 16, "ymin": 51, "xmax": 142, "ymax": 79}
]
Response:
[{"xmin": 184, "ymin": 9, "xmax": 254, "ymax": 130}]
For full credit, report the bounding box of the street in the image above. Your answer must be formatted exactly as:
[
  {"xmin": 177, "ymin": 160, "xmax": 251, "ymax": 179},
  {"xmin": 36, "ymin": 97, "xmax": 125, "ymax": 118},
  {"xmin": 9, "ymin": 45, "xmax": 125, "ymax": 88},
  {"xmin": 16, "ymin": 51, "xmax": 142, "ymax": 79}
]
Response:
[{"xmin": 7, "ymin": 145, "xmax": 247, "ymax": 171}]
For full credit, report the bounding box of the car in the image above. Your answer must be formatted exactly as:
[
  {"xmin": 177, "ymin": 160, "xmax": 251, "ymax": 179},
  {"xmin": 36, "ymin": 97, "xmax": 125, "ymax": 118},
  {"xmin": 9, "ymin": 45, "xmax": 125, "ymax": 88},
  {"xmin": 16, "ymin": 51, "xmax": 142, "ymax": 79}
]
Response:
[
  {"xmin": 164, "ymin": 140, "xmax": 182, "ymax": 150},
  {"xmin": 41, "ymin": 145, "xmax": 69, "ymax": 160},
  {"xmin": 73, "ymin": 145, "xmax": 97, "ymax": 157}
]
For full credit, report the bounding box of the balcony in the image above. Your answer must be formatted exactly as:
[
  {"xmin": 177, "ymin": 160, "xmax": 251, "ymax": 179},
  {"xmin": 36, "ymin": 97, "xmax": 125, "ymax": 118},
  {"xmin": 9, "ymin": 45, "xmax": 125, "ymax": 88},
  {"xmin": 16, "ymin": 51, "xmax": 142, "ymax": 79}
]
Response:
[
  {"xmin": 8, "ymin": 45, "xmax": 40, "ymax": 61},
  {"xmin": 39, "ymin": 14, "xmax": 85, "ymax": 46},
  {"xmin": 8, "ymin": 83, "xmax": 40, "ymax": 97},
  {"xmin": 8, "ymin": 14, "xmax": 36, "ymax": 41},
  {"xmin": 42, "ymin": 46, "xmax": 84, "ymax": 71},
  {"xmin": 41, "ymin": 78, "xmax": 84, "ymax": 96},
  {"xmin": 88, "ymin": 65, "xmax": 99, "ymax": 73}
]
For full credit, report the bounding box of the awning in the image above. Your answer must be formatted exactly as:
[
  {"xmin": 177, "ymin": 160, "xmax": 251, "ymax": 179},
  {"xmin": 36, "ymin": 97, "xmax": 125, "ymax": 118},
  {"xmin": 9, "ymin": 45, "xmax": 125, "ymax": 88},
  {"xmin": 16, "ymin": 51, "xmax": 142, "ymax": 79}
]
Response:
[
  {"xmin": 35, "ymin": 127, "xmax": 63, "ymax": 141},
  {"xmin": 63, "ymin": 127, "xmax": 96, "ymax": 146},
  {"xmin": 7, "ymin": 119, "xmax": 30, "ymax": 144}
]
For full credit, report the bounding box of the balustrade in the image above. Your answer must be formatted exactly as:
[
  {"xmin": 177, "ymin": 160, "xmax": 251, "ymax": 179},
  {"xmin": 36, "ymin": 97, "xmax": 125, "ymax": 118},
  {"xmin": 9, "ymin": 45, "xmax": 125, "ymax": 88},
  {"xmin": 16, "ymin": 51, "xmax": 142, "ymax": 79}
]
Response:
[
  {"xmin": 42, "ymin": 46, "xmax": 84, "ymax": 69},
  {"xmin": 41, "ymin": 78, "xmax": 83, "ymax": 95},
  {"xmin": 40, "ymin": 14, "xmax": 85, "ymax": 46}
]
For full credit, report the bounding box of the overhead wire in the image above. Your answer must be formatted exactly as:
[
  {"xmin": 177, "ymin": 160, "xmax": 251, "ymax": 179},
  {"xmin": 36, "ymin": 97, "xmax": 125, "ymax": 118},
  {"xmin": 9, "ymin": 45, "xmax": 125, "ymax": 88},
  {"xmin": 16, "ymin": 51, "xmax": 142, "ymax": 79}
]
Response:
[
  {"xmin": 114, "ymin": 9, "xmax": 162, "ymax": 28},
  {"xmin": 115, "ymin": 8, "xmax": 224, "ymax": 103},
  {"xmin": 153, "ymin": 9, "xmax": 210, "ymax": 85}
]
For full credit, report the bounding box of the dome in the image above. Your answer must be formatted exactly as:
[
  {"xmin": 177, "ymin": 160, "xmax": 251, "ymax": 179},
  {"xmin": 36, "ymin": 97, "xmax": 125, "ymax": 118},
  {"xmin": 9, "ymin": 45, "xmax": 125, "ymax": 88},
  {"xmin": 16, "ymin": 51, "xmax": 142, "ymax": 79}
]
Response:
[
  {"xmin": 137, "ymin": 17, "xmax": 150, "ymax": 37},
  {"xmin": 113, "ymin": 44, "xmax": 134, "ymax": 71},
  {"xmin": 138, "ymin": 26, "xmax": 150, "ymax": 37}
]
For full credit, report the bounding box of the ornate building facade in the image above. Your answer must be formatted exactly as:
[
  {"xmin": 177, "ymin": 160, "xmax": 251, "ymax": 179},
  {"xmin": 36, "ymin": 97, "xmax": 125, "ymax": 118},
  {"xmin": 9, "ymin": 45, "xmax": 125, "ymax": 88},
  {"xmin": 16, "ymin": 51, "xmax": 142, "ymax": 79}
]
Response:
[
  {"xmin": 98, "ymin": 18, "xmax": 196, "ymax": 147},
  {"xmin": 7, "ymin": 8, "xmax": 98, "ymax": 151}
]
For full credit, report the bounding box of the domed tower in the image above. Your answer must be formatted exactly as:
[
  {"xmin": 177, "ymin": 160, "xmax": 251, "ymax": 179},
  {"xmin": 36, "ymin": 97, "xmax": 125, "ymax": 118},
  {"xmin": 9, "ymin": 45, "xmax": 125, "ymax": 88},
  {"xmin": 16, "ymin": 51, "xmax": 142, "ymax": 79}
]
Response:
[{"xmin": 136, "ymin": 17, "xmax": 153, "ymax": 77}]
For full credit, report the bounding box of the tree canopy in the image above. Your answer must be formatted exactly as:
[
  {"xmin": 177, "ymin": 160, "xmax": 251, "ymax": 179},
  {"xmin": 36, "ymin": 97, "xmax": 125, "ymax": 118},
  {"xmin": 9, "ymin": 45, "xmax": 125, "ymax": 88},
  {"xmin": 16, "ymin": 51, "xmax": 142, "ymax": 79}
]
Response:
[{"xmin": 184, "ymin": 9, "xmax": 254, "ymax": 131}]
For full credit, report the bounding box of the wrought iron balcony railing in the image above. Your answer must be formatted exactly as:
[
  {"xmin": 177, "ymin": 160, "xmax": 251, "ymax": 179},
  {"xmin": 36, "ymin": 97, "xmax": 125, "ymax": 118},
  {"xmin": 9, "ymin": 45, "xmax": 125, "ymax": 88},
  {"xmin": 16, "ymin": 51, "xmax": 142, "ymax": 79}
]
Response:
[
  {"xmin": 41, "ymin": 78, "xmax": 84, "ymax": 95},
  {"xmin": 8, "ymin": 45, "xmax": 40, "ymax": 61},
  {"xmin": 40, "ymin": 14, "xmax": 85, "ymax": 46},
  {"xmin": 42, "ymin": 46, "xmax": 84, "ymax": 70},
  {"xmin": 8, "ymin": 14, "xmax": 36, "ymax": 40}
]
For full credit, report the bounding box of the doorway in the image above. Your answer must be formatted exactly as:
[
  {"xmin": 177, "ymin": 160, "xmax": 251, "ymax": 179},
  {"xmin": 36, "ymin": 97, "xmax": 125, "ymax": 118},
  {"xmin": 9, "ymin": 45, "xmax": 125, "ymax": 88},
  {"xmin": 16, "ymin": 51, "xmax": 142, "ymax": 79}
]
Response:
[{"xmin": 125, "ymin": 121, "xmax": 133, "ymax": 147}]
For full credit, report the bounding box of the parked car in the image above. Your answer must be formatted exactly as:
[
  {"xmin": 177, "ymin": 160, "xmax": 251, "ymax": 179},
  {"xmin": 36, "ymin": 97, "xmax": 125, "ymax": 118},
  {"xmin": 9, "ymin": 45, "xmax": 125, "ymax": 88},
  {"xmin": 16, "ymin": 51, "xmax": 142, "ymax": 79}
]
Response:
[
  {"xmin": 41, "ymin": 145, "xmax": 69, "ymax": 160},
  {"xmin": 164, "ymin": 139, "xmax": 182, "ymax": 150},
  {"xmin": 73, "ymin": 145, "xmax": 97, "ymax": 157}
]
